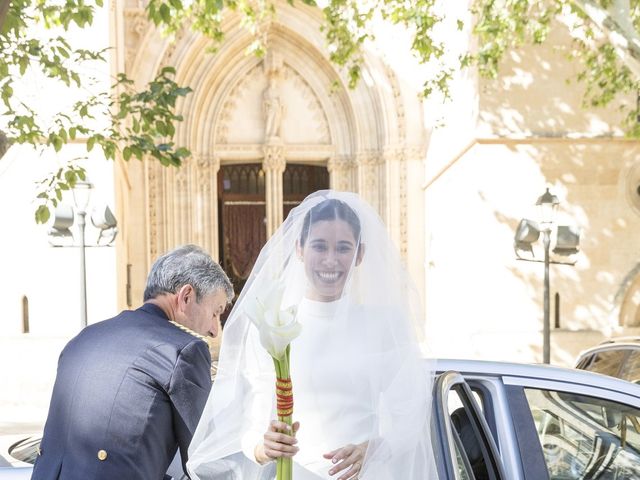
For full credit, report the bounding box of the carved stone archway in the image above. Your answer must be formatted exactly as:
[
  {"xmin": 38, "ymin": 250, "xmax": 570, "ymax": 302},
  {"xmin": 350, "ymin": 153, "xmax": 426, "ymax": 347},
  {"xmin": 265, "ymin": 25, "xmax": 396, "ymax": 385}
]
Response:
[{"xmin": 113, "ymin": 1, "xmax": 427, "ymax": 308}]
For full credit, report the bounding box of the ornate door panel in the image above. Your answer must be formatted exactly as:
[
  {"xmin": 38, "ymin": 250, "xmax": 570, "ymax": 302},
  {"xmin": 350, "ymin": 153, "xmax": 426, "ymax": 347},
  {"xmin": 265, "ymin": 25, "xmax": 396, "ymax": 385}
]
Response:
[
  {"xmin": 283, "ymin": 164, "xmax": 330, "ymax": 219},
  {"xmin": 218, "ymin": 164, "xmax": 266, "ymax": 302}
]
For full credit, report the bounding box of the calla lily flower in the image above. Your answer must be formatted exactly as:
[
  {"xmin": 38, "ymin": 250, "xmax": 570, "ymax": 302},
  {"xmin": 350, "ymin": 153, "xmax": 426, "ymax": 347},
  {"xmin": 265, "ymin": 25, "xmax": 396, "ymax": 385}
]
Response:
[{"xmin": 244, "ymin": 282, "xmax": 301, "ymax": 360}]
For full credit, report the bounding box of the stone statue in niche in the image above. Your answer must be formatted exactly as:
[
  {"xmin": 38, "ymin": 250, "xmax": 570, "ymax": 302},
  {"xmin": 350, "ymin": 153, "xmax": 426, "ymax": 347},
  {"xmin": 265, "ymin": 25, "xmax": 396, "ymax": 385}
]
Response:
[{"xmin": 262, "ymin": 50, "xmax": 285, "ymax": 142}]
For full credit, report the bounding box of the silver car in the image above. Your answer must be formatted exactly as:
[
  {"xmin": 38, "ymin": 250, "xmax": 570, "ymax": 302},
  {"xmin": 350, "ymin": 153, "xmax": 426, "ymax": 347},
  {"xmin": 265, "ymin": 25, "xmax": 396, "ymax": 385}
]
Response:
[
  {"xmin": 575, "ymin": 337, "xmax": 640, "ymax": 383},
  {"xmin": 0, "ymin": 435, "xmax": 37, "ymax": 479},
  {"xmin": 435, "ymin": 359, "xmax": 640, "ymax": 479},
  {"xmin": 3, "ymin": 360, "xmax": 640, "ymax": 479}
]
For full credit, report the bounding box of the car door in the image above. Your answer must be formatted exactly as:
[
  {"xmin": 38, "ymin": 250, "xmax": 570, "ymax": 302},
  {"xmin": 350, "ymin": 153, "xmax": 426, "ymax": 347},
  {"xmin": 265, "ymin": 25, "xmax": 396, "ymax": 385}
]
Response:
[
  {"xmin": 433, "ymin": 371, "xmax": 507, "ymax": 480},
  {"xmin": 502, "ymin": 375, "xmax": 640, "ymax": 480}
]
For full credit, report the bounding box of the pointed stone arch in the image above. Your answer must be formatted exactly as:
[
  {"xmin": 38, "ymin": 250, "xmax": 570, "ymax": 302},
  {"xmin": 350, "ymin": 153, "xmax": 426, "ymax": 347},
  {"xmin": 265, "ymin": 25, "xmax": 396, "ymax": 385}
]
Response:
[{"xmin": 115, "ymin": 1, "xmax": 427, "ymax": 306}]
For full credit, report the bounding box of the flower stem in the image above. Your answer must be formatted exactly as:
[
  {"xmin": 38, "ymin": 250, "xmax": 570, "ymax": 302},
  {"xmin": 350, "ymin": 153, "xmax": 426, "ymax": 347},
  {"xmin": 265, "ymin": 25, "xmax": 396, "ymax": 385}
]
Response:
[{"xmin": 273, "ymin": 350, "xmax": 293, "ymax": 480}]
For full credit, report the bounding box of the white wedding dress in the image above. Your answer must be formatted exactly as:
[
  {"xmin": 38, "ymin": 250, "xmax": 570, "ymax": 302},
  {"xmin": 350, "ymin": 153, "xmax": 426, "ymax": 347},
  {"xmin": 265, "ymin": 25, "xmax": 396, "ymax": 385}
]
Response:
[
  {"xmin": 239, "ymin": 296, "xmax": 406, "ymax": 480},
  {"xmin": 187, "ymin": 190, "xmax": 439, "ymax": 480}
]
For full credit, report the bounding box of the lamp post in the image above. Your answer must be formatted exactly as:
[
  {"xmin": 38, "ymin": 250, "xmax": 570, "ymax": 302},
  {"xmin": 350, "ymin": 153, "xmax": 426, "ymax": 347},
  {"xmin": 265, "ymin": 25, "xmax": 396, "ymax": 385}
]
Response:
[
  {"xmin": 514, "ymin": 188, "xmax": 579, "ymax": 364},
  {"xmin": 71, "ymin": 180, "xmax": 94, "ymax": 329},
  {"xmin": 47, "ymin": 181, "xmax": 118, "ymax": 330},
  {"xmin": 536, "ymin": 188, "xmax": 559, "ymax": 365}
]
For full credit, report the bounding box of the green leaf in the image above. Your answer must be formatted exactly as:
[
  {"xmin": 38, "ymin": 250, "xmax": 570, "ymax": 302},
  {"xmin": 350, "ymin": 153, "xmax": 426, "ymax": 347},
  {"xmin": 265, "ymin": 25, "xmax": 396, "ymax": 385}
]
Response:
[
  {"xmin": 155, "ymin": 121, "xmax": 167, "ymax": 136},
  {"xmin": 123, "ymin": 146, "xmax": 132, "ymax": 160},
  {"xmin": 35, "ymin": 205, "xmax": 51, "ymax": 224},
  {"xmin": 64, "ymin": 170, "xmax": 77, "ymax": 184},
  {"xmin": 159, "ymin": 4, "xmax": 171, "ymax": 24},
  {"xmin": 175, "ymin": 87, "xmax": 192, "ymax": 96},
  {"xmin": 175, "ymin": 147, "xmax": 190, "ymax": 157},
  {"xmin": 52, "ymin": 135, "xmax": 63, "ymax": 152},
  {"xmin": 131, "ymin": 145, "xmax": 143, "ymax": 159},
  {"xmin": 87, "ymin": 136, "xmax": 96, "ymax": 151}
]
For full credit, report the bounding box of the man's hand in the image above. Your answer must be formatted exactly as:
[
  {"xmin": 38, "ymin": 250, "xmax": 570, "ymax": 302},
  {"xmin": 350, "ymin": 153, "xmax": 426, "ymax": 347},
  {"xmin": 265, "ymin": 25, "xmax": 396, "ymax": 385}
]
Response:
[
  {"xmin": 255, "ymin": 420, "xmax": 300, "ymax": 465},
  {"xmin": 323, "ymin": 441, "xmax": 367, "ymax": 480}
]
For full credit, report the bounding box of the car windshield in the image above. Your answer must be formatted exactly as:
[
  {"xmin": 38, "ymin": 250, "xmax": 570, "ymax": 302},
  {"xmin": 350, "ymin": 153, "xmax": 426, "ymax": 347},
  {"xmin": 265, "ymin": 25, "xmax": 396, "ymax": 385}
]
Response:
[
  {"xmin": 525, "ymin": 388, "xmax": 640, "ymax": 480},
  {"xmin": 620, "ymin": 351, "xmax": 640, "ymax": 383}
]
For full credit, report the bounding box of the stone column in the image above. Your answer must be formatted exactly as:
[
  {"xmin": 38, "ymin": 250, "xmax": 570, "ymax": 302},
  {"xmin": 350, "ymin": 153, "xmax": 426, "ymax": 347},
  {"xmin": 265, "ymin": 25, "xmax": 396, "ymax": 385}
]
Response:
[
  {"xmin": 382, "ymin": 147, "xmax": 405, "ymax": 257},
  {"xmin": 327, "ymin": 155, "xmax": 353, "ymax": 192},
  {"xmin": 195, "ymin": 154, "xmax": 221, "ymax": 260},
  {"xmin": 262, "ymin": 143, "xmax": 286, "ymax": 238},
  {"xmin": 172, "ymin": 156, "xmax": 190, "ymax": 247},
  {"xmin": 356, "ymin": 151, "xmax": 383, "ymax": 217}
]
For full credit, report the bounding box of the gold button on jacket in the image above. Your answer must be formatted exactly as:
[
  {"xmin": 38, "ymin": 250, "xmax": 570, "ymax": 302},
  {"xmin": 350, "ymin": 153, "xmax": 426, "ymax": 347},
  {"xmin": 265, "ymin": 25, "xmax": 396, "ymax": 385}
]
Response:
[{"xmin": 97, "ymin": 450, "xmax": 108, "ymax": 461}]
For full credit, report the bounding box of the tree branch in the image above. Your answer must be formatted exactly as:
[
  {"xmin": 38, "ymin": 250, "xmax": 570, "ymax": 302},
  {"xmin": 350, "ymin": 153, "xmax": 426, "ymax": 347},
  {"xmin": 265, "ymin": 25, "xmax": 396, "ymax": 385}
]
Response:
[
  {"xmin": 0, "ymin": 0, "xmax": 10, "ymax": 31},
  {"xmin": 574, "ymin": 0, "xmax": 640, "ymax": 79}
]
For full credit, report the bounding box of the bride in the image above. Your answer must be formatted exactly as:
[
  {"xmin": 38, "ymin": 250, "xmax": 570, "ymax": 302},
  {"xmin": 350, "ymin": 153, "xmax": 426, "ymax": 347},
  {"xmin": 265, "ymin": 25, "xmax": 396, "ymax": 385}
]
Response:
[{"xmin": 187, "ymin": 190, "xmax": 440, "ymax": 479}]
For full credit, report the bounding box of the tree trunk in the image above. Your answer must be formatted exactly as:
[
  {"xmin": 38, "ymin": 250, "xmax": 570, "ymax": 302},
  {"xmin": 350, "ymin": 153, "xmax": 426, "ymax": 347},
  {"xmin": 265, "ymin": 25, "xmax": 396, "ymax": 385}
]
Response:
[
  {"xmin": 0, "ymin": 0, "xmax": 10, "ymax": 31},
  {"xmin": 0, "ymin": 130, "xmax": 9, "ymax": 159},
  {"xmin": 574, "ymin": 0, "xmax": 640, "ymax": 79}
]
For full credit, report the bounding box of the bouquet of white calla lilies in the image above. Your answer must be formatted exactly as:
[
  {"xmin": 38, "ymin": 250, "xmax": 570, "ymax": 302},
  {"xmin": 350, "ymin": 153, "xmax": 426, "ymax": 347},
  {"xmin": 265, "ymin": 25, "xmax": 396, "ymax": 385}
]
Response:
[
  {"xmin": 245, "ymin": 282, "xmax": 302, "ymax": 360},
  {"xmin": 244, "ymin": 280, "xmax": 300, "ymax": 480}
]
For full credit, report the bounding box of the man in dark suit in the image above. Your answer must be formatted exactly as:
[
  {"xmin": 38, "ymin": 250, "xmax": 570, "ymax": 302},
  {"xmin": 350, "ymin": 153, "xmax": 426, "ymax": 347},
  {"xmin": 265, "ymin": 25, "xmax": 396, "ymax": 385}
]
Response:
[{"xmin": 31, "ymin": 244, "xmax": 234, "ymax": 480}]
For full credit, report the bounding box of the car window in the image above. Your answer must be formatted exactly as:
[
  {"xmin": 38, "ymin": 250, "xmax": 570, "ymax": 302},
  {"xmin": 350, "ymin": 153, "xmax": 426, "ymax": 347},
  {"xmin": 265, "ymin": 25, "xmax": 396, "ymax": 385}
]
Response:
[
  {"xmin": 524, "ymin": 388, "xmax": 640, "ymax": 480},
  {"xmin": 452, "ymin": 428, "xmax": 474, "ymax": 480},
  {"xmin": 434, "ymin": 372, "xmax": 506, "ymax": 480},
  {"xmin": 449, "ymin": 388, "xmax": 484, "ymax": 414},
  {"xmin": 580, "ymin": 349, "xmax": 627, "ymax": 377},
  {"xmin": 8, "ymin": 436, "xmax": 40, "ymax": 465},
  {"xmin": 620, "ymin": 350, "xmax": 640, "ymax": 384},
  {"xmin": 447, "ymin": 386, "xmax": 492, "ymax": 480},
  {"xmin": 574, "ymin": 353, "xmax": 593, "ymax": 370}
]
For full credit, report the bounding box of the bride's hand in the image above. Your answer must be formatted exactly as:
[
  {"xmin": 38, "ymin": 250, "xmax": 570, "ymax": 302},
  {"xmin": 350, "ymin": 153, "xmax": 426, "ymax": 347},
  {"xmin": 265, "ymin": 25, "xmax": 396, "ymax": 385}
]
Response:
[
  {"xmin": 323, "ymin": 441, "xmax": 367, "ymax": 480},
  {"xmin": 255, "ymin": 420, "xmax": 300, "ymax": 464}
]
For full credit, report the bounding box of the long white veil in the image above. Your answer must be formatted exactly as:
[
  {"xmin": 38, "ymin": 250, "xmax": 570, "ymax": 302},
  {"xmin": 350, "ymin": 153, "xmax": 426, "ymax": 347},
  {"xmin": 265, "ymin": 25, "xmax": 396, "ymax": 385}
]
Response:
[{"xmin": 188, "ymin": 190, "xmax": 439, "ymax": 479}]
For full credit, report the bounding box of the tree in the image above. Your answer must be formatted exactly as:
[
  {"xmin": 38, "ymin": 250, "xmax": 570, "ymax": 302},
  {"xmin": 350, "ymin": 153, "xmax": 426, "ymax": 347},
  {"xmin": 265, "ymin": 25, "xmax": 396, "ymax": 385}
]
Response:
[
  {"xmin": 2, "ymin": 0, "xmax": 639, "ymax": 222},
  {"xmin": 1, "ymin": 0, "xmax": 191, "ymax": 222},
  {"xmin": 469, "ymin": 1, "xmax": 640, "ymax": 133}
]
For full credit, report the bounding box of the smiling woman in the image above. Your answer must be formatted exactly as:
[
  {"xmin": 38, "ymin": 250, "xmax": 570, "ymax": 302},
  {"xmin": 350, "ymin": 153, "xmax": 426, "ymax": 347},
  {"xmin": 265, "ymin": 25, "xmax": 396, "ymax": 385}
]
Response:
[
  {"xmin": 187, "ymin": 190, "xmax": 440, "ymax": 480},
  {"xmin": 296, "ymin": 199, "xmax": 364, "ymax": 303}
]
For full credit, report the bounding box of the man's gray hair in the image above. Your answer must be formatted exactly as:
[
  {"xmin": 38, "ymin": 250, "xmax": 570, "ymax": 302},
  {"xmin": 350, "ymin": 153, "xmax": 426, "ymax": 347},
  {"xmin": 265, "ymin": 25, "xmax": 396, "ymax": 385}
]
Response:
[{"xmin": 143, "ymin": 244, "xmax": 233, "ymax": 302}]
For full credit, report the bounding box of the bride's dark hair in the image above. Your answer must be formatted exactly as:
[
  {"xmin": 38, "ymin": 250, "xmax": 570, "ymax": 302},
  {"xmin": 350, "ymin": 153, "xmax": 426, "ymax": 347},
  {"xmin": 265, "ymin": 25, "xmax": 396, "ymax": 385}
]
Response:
[{"xmin": 299, "ymin": 198, "xmax": 361, "ymax": 246}]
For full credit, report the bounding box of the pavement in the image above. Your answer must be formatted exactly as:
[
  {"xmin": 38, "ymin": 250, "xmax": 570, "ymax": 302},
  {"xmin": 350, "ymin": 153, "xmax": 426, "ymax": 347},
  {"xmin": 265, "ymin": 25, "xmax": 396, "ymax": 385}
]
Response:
[{"xmin": 0, "ymin": 334, "xmax": 70, "ymax": 436}]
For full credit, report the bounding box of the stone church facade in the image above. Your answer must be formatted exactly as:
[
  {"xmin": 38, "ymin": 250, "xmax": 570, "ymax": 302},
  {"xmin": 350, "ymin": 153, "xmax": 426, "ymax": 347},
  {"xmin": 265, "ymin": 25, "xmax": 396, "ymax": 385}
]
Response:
[
  {"xmin": 112, "ymin": 1, "xmax": 427, "ymax": 311},
  {"xmin": 10, "ymin": 0, "xmax": 640, "ymax": 427},
  {"xmin": 110, "ymin": 2, "xmax": 640, "ymax": 363}
]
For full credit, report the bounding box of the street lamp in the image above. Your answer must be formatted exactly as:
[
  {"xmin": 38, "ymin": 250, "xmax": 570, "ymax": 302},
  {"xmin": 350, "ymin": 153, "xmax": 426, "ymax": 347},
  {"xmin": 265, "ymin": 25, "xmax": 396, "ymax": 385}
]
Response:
[
  {"xmin": 537, "ymin": 188, "xmax": 558, "ymax": 366},
  {"xmin": 514, "ymin": 188, "xmax": 580, "ymax": 364},
  {"xmin": 47, "ymin": 180, "xmax": 118, "ymax": 329},
  {"xmin": 72, "ymin": 179, "xmax": 93, "ymax": 329}
]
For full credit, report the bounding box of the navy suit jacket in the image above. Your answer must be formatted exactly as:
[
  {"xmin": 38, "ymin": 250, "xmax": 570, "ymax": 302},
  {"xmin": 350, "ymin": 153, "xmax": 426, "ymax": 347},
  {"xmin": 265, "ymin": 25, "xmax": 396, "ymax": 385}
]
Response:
[{"xmin": 31, "ymin": 303, "xmax": 212, "ymax": 480}]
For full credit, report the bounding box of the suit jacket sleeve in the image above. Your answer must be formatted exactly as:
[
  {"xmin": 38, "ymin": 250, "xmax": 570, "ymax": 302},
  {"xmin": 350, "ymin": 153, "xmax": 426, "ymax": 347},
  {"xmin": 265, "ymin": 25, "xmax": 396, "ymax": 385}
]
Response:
[{"xmin": 168, "ymin": 339, "xmax": 212, "ymax": 476}]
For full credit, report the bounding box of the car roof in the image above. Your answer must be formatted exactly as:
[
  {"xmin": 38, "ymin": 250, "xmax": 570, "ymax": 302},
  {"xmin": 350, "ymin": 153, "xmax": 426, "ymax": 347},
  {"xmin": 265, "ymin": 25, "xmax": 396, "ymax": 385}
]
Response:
[
  {"xmin": 575, "ymin": 336, "xmax": 640, "ymax": 359},
  {"xmin": 594, "ymin": 336, "xmax": 640, "ymax": 347},
  {"xmin": 432, "ymin": 357, "xmax": 640, "ymax": 398}
]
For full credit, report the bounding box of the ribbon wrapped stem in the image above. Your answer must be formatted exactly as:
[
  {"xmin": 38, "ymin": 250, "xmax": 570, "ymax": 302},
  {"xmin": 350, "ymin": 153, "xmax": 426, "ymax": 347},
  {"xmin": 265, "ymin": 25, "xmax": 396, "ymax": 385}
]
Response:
[{"xmin": 274, "ymin": 345, "xmax": 293, "ymax": 480}]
